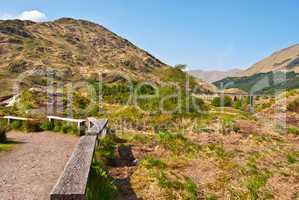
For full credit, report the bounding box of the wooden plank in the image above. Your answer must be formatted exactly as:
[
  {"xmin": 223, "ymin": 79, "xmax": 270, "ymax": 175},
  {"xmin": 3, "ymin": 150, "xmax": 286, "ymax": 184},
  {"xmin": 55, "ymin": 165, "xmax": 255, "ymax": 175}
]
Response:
[
  {"xmin": 86, "ymin": 118, "xmax": 108, "ymax": 135},
  {"xmin": 47, "ymin": 116, "xmax": 86, "ymax": 123},
  {"xmin": 50, "ymin": 135, "xmax": 97, "ymax": 200},
  {"xmin": 3, "ymin": 116, "xmax": 33, "ymax": 121}
]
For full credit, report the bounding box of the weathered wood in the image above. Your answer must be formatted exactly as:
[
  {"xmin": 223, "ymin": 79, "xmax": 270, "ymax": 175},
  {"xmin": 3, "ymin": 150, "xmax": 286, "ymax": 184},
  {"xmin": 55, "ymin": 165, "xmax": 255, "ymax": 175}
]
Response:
[
  {"xmin": 47, "ymin": 116, "xmax": 85, "ymax": 123},
  {"xmin": 86, "ymin": 118, "xmax": 108, "ymax": 136},
  {"xmin": 3, "ymin": 116, "xmax": 33, "ymax": 121},
  {"xmin": 3, "ymin": 116, "xmax": 34, "ymax": 125},
  {"xmin": 50, "ymin": 135, "xmax": 97, "ymax": 200},
  {"xmin": 47, "ymin": 116, "xmax": 86, "ymax": 134}
]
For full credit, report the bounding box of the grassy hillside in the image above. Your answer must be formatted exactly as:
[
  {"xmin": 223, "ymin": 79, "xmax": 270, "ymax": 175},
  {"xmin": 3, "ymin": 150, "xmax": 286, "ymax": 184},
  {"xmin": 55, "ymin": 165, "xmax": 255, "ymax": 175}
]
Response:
[
  {"xmin": 214, "ymin": 71, "xmax": 299, "ymax": 94},
  {"xmin": 239, "ymin": 44, "xmax": 299, "ymax": 77},
  {"xmin": 0, "ymin": 18, "xmax": 215, "ymax": 100}
]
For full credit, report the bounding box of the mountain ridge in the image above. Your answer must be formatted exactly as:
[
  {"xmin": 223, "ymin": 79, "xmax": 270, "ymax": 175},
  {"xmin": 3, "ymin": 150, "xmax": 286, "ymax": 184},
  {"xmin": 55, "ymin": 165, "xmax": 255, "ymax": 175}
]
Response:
[
  {"xmin": 238, "ymin": 44, "xmax": 299, "ymax": 77},
  {"xmin": 189, "ymin": 68, "xmax": 243, "ymax": 83},
  {"xmin": 0, "ymin": 17, "xmax": 215, "ymax": 98}
]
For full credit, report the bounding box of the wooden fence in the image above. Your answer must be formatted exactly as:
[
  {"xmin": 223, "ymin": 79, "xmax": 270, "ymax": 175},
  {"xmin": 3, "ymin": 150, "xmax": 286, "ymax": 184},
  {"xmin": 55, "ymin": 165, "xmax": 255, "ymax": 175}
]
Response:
[{"xmin": 50, "ymin": 118, "xmax": 108, "ymax": 200}]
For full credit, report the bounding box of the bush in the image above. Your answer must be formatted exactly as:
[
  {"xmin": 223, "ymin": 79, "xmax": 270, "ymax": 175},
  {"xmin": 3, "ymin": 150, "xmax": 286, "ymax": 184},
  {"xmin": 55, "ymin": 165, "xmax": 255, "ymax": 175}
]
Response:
[
  {"xmin": 0, "ymin": 126, "xmax": 7, "ymax": 143},
  {"xmin": 53, "ymin": 121, "xmax": 63, "ymax": 132},
  {"xmin": 40, "ymin": 121, "xmax": 54, "ymax": 131},
  {"xmin": 24, "ymin": 120, "xmax": 42, "ymax": 132},
  {"xmin": 287, "ymin": 98, "xmax": 299, "ymax": 112},
  {"xmin": 288, "ymin": 126, "xmax": 299, "ymax": 135},
  {"xmin": 86, "ymin": 160, "xmax": 117, "ymax": 200},
  {"xmin": 61, "ymin": 123, "xmax": 78, "ymax": 134},
  {"xmin": 10, "ymin": 120, "xmax": 23, "ymax": 130},
  {"xmin": 212, "ymin": 96, "xmax": 233, "ymax": 107}
]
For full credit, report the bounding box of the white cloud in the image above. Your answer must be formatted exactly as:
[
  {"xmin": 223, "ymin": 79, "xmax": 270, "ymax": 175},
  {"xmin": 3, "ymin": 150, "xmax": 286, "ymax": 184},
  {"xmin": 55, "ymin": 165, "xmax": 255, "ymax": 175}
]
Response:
[{"xmin": 0, "ymin": 10, "xmax": 47, "ymax": 22}]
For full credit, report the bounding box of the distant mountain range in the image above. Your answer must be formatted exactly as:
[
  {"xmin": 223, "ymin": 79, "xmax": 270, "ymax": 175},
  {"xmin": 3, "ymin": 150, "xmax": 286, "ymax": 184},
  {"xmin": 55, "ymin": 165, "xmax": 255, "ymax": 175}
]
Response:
[
  {"xmin": 239, "ymin": 44, "xmax": 299, "ymax": 77},
  {"xmin": 214, "ymin": 44, "xmax": 299, "ymax": 94},
  {"xmin": 188, "ymin": 69, "xmax": 243, "ymax": 83}
]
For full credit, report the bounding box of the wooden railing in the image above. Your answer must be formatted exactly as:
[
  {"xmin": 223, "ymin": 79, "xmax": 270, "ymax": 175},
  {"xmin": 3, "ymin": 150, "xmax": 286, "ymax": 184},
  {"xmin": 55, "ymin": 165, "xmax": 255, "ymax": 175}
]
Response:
[
  {"xmin": 50, "ymin": 118, "xmax": 108, "ymax": 200},
  {"xmin": 47, "ymin": 116, "xmax": 86, "ymax": 135},
  {"xmin": 2, "ymin": 115, "xmax": 34, "ymax": 124}
]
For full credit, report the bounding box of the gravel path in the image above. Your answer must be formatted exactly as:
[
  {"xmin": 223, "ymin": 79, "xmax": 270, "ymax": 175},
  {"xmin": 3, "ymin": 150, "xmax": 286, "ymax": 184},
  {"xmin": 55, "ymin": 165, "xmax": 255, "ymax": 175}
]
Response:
[{"xmin": 0, "ymin": 131, "xmax": 79, "ymax": 200}]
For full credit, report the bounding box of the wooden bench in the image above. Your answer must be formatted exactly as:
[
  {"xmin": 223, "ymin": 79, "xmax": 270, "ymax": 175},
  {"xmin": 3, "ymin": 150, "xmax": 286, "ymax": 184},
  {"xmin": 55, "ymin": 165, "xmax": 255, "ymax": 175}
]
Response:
[
  {"xmin": 47, "ymin": 116, "xmax": 86, "ymax": 135},
  {"xmin": 50, "ymin": 118, "xmax": 108, "ymax": 200}
]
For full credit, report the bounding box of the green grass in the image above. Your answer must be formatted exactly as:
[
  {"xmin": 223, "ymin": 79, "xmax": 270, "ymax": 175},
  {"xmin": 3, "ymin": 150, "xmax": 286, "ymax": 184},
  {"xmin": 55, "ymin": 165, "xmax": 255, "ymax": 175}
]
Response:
[
  {"xmin": 141, "ymin": 156, "xmax": 167, "ymax": 170},
  {"xmin": 207, "ymin": 144, "xmax": 231, "ymax": 160},
  {"xmin": 0, "ymin": 140, "xmax": 20, "ymax": 152},
  {"xmin": 246, "ymin": 172, "xmax": 270, "ymax": 200},
  {"xmin": 286, "ymin": 152, "xmax": 298, "ymax": 164},
  {"xmin": 0, "ymin": 142, "xmax": 13, "ymax": 152},
  {"xmin": 157, "ymin": 131, "xmax": 201, "ymax": 156},
  {"xmin": 96, "ymin": 135, "xmax": 116, "ymax": 160},
  {"xmin": 288, "ymin": 126, "xmax": 299, "ymax": 135},
  {"xmin": 205, "ymin": 194, "xmax": 218, "ymax": 200},
  {"xmin": 152, "ymin": 170, "xmax": 198, "ymax": 200},
  {"xmin": 86, "ymin": 160, "xmax": 117, "ymax": 200}
]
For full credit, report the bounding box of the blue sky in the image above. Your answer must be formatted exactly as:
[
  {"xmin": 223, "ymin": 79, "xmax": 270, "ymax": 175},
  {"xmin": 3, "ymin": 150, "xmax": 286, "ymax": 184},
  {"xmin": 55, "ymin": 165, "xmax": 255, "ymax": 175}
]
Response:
[{"xmin": 1, "ymin": 0, "xmax": 299, "ymax": 70}]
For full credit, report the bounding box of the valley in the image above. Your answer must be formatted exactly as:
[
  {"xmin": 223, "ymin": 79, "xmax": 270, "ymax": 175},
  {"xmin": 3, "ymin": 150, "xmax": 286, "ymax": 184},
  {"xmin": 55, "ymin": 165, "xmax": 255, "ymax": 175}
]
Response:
[{"xmin": 0, "ymin": 17, "xmax": 298, "ymax": 200}]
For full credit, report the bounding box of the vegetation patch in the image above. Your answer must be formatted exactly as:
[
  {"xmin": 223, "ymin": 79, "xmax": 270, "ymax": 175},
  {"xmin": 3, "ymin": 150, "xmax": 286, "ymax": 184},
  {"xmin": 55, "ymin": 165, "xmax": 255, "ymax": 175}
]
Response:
[
  {"xmin": 86, "ymin": 160, "xmax": 118, "ymax": 200},
  {"xmin": 157, "ymin": 131, "xmax": 201, "ymax": 156}
]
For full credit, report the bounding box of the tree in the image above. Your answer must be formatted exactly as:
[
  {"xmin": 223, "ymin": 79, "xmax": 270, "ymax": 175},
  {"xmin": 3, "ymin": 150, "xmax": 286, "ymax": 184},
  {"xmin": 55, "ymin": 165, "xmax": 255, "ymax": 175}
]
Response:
[{"xmin": 174, "ymin": 64, "xmax": 187, "ymax": 71}]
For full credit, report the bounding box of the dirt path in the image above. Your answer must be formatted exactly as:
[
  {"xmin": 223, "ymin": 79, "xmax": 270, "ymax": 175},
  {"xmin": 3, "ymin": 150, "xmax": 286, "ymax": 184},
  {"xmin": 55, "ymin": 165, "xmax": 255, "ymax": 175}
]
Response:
[{"xmin": 0, "ymin": 131, "xmax": 79, "ymax": 200}]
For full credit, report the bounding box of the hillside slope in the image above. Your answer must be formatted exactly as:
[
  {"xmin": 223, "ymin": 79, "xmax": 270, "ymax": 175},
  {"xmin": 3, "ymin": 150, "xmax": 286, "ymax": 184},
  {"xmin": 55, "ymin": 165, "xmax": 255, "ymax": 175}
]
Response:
[
  {"xmin": 0, "ymin": 18, "xmax": 166, "ymax": 79},
  {"xmin": 0, "ymin": 18, "xmax": 214, "ymax": 98},
  {"xmin": 239, "ymin": 44, "xmax": 299, "ymax": 77},
  {"xmin": 214, "ymin": 44, "xmax": 299, "ymax": 94}
]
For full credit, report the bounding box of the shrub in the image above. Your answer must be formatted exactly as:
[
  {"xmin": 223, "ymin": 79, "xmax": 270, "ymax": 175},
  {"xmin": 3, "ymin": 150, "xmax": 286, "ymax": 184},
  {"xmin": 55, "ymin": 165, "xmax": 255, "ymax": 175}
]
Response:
[
  {"xmin": 86, "ymin": 160, "xmax": 117, "ymax": 200},
  {"xmin": 61, "ymin": 123, "xmax": 78, "ymax": 134},
  {"xmin": 288, "ymin": 126, "xmax": 299, "ymax": 135},
  {"xmin": 24, "ymin": 120, "xmax": 42, "ymax": 132},
  {"xmin": 10, "ymin": 120, "xmax": 23, "ymax": 130},
  {"xmin": 287, "ymin": 98, "xmax": 299, "ymax": 112},
  {"xmin": 0, "ymin": 126, "xmax": 7, "ymax": 143},
  {"xmin": 19, "ymin": 91, "xmax": 37, "ymax": 110},
  {"xmin": 97, "ymin": 135, "xmax": 116, "ymax": 161},
  {"xmin": 233, "ymin": 99, "xmax": 242, "ymax": 109},
  {"xmin": 212, "ymin": 96, "xmax": 233, "ymax": 107},
  {"xmin": 286, "ymin": 153, "xmax": 297, "ymax": 164},
  {"xmin": 40, "ymin": 121, "xmax": 54, "ymax": 131},
  {"xmin": 53, "ymin": 121, "xmax": 63, "ymax": 132}
]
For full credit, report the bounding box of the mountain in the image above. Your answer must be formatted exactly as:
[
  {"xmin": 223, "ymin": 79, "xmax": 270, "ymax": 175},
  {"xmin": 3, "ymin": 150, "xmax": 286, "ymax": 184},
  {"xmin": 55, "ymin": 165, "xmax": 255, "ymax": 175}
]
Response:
[
  {"xmin": 214, "ymin": 44, "xmax": 299, "ymax": 94},
  {"xmin": 239, "ymin": 44, "xmax": 299, "ymax": 77},
  {"xmin": 189, "ymin": 69, "xmax": 242, "ymax": 83},
  {"xmin": 0, "ymin": 18, "xmax": 214, "ymax": 98}
]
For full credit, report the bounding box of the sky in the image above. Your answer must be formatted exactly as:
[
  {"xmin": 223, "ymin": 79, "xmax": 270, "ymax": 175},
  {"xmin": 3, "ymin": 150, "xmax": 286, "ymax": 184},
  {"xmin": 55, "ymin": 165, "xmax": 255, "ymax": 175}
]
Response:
[{"xmin": 1, "ymin": 0, "xmax": 299, "ymax": 71}]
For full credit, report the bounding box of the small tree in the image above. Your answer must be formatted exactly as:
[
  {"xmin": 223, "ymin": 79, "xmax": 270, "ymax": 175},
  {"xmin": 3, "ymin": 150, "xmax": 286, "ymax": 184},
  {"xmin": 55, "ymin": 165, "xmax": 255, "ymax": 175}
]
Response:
[{"xmin": 174, "ymin": 64, "xmax": 187, "ymax": 71}]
